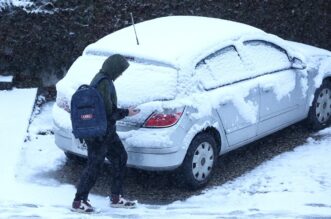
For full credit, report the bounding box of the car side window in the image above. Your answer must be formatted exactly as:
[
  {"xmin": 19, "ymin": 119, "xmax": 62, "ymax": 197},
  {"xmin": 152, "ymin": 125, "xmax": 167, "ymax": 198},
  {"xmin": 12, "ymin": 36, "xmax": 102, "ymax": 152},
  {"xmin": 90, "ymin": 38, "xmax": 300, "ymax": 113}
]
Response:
[
  {"xmin": 196, "ymin": 46, "xmax": 249, "ymax": 90},
  {"xmin": 243, "ymin": 40, "xmax": 291, "ymax": 74}
]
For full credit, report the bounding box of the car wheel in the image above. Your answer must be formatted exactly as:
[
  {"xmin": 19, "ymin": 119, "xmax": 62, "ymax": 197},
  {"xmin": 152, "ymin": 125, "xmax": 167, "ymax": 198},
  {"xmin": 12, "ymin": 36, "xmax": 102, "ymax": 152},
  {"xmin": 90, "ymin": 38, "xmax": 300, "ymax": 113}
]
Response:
[
  {"xmin": 64, "ymin": 152, "xmax": 86, "ymax": 163},
  {"xmin": 178, "ymin": 132, "xmax": 218, "ymax": 189},
  {"xmin": 308, "ymin": 80, "xmax": 331, "ymax": 130}
]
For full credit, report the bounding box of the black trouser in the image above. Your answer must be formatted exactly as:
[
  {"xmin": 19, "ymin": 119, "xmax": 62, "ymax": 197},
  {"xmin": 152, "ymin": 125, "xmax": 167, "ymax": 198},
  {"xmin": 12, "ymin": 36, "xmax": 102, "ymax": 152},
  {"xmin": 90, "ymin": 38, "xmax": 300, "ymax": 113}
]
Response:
[{"xmin": 74, "ymin": 132, "xmax": 128, "ymax": 201}]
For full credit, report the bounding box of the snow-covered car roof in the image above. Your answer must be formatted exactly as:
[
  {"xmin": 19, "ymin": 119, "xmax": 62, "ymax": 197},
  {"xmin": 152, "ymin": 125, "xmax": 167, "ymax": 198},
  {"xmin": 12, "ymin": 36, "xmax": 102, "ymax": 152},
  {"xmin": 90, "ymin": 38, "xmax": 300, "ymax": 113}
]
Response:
[{"xmin": 83, "ymin": 16, "xmax": 264, "ymax": 68}]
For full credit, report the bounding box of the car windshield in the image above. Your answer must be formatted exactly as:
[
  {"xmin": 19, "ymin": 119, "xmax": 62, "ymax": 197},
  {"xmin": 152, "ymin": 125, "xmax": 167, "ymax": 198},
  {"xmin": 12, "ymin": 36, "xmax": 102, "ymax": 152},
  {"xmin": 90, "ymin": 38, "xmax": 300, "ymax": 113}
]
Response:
[{"xmin": 115, "ymin": 60, "xmax": 178, "ymax": 107}]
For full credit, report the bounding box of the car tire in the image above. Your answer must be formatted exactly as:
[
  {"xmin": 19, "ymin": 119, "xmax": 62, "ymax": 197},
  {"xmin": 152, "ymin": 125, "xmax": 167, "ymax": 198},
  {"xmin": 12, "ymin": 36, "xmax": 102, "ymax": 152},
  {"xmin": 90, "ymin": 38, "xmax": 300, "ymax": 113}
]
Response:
[
  {"xmin": 307, "ymin": 80, "xmax": 331, "ymax": 130},
  {"xmin": 178, "ymin": 132, "xmax": 218, "ymax": 189},
  {"xmin": 64, "ymin": 152, "xmax": 86, "ymax": 163}
]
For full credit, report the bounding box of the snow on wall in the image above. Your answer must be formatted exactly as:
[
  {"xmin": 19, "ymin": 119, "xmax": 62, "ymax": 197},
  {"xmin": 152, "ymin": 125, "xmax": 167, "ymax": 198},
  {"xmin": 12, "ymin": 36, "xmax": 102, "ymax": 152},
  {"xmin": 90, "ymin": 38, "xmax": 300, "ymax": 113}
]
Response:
[
  {"xmin": 0, "ymin": 75, "xmax": 13, "ymax": 82},
  {"xmin": 0, "ymin": 0, "xmax": 55, "ymax": 13},
  {"xmin": 0, "ymin": 0, "xmax": 31, "ymax": 9},
  {"xmin": 0, "ymin": 88, "xmax": 37, "ymax": 189},
  {"xmin": 0, "ymin": 0, "xmax": 32, "ymax": 11}
]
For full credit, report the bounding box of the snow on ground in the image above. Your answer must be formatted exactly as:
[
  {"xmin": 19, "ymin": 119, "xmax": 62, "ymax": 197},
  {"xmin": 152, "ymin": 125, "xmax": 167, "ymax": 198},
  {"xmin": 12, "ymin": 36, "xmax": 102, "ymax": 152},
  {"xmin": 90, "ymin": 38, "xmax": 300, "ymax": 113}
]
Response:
[{"xmin": 0, "ymin": 89, "xmax": 331, "ymax": 218}]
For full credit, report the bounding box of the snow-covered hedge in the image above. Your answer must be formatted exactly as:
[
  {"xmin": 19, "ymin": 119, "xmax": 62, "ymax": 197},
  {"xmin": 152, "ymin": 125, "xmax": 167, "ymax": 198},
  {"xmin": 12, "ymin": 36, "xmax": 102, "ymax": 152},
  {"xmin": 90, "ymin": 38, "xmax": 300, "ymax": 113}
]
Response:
[{"xmin": 0, "ymin": 1, "xmax": 330, "ymax": 87}]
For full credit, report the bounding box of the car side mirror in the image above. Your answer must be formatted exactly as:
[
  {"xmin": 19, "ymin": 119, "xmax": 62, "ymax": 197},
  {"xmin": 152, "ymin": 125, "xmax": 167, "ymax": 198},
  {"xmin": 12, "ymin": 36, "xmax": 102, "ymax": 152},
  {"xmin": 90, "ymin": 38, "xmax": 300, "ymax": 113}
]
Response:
[{"xmin": 291, "ymin": 57, "xmax": 307, "ymax": 70}]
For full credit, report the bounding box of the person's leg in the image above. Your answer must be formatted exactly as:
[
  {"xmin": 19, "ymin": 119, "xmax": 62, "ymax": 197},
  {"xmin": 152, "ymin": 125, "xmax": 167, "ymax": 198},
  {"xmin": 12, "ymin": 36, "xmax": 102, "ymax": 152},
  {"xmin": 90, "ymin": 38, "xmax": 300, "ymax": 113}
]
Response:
[
  {"xmin": 74, "ymin": 138, "xmax": 107, "ymax": 201},
  {"xmin": 105, "ymin": 133, "xmax": 128, "ymax": 197},
  {"xmin": 105, "ymin": 133, "xmax": 137, "ymax": 208}
]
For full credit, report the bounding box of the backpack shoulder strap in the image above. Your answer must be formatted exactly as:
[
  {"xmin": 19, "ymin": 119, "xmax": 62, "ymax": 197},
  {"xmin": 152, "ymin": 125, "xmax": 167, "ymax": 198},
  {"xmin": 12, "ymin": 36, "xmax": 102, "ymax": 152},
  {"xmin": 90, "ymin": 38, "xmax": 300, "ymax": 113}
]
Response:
[{"xmin": 90, "ymin": 75, "xmax": 110, "ymax": 88}]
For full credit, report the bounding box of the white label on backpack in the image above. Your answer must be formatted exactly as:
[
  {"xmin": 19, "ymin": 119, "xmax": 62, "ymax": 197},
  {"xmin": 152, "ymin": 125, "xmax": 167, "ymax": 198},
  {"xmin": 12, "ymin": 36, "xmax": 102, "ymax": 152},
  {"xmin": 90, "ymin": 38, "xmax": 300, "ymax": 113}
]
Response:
[{"xmin": 81, "ymin": 114, "xmax": 94, "ymax": 120}]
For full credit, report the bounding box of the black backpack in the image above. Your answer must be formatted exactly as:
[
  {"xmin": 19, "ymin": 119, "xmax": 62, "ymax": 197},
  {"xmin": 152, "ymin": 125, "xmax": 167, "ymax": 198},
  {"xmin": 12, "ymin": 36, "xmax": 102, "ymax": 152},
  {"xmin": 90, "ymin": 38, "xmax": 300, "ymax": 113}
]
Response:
[{"xmin": 70, "ymin": 76, "xmax": 109, "ymax": 139}]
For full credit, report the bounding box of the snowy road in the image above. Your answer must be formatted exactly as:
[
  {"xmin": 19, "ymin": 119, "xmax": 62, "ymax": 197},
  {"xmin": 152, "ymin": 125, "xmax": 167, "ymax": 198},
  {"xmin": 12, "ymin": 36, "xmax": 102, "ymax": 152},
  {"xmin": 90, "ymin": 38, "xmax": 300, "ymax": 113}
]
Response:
[{"xmin": 0, "ymin": 89, "xmax": 331, "ymax": 218}]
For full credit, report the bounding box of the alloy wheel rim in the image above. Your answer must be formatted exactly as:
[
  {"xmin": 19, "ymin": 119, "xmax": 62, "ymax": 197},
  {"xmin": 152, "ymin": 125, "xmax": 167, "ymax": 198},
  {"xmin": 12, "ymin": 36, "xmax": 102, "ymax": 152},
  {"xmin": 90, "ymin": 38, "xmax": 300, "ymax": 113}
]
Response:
[
  {"xmin": 316, "ymin": 88, "xmax": 331, "ymax": 123},
  {"xmin": 192, "ymin": 142, "xmax": 214, "ymax": 181}
]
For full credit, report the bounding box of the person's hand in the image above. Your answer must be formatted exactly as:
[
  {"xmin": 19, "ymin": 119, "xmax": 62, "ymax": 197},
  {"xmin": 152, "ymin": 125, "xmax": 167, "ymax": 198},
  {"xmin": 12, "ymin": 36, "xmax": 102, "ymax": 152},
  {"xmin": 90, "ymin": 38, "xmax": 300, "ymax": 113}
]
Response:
[{"xmin": 128, "ymin": 107, "xmax": 140, "ymax": 116}]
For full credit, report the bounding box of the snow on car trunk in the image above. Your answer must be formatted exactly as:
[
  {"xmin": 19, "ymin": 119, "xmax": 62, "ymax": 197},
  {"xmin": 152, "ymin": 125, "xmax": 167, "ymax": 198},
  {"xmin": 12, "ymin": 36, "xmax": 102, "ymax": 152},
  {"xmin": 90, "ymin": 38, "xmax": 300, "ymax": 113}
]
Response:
[
  {"xmin": 115, "ymin": 61, "xmax": 178, "ymax": 127},
  {"xmin": 56, "ymin": 55, "xmax": 177, "ymax": 106},
  {"xmin": 54, "ymin": 55, "xmax": 178, "ymax": 128}
]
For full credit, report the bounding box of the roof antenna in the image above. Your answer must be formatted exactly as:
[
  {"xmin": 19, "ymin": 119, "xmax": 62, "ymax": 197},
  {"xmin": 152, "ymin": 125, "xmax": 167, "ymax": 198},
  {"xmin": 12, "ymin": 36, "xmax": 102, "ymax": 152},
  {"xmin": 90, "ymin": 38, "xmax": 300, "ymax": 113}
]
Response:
[{"xmin": 130, "ymin": 12, "xmax": 140, "ymax": 45}]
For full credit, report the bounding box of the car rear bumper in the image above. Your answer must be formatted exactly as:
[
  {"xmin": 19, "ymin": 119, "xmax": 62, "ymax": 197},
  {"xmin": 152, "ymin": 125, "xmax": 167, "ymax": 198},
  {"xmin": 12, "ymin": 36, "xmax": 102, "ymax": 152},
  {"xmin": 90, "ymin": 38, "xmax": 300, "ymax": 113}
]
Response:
[{"xmin": 54, "ymin": 123, "xmax": 184, "ymax": 171}]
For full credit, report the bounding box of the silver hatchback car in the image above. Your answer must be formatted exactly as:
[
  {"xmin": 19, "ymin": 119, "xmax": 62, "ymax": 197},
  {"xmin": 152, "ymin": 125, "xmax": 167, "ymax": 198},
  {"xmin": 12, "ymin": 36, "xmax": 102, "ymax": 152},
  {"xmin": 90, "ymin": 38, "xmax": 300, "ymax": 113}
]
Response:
[{"xmin": 53, "ymin": 16, "xmax": 331, "ymax": 189}]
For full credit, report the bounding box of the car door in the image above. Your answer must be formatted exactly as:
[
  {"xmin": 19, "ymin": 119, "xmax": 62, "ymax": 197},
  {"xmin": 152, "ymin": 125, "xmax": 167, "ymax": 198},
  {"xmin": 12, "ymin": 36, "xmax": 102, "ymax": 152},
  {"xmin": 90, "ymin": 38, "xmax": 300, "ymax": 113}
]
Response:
[
  {"xmin": 195, "ymin": 46, "xmax": 260, "ymax": 147},
  {"xmin": 242, "ymin": 40, "xmax": 307, "ymax": 135}
]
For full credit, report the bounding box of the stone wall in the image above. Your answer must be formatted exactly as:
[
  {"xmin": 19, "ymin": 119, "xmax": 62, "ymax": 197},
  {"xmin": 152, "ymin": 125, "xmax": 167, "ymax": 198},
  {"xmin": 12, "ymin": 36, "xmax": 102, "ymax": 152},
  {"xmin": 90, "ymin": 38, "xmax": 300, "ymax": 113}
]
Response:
[{"xmin": 0, "ymin": 0, "xmax": 330, "ymax": 87}]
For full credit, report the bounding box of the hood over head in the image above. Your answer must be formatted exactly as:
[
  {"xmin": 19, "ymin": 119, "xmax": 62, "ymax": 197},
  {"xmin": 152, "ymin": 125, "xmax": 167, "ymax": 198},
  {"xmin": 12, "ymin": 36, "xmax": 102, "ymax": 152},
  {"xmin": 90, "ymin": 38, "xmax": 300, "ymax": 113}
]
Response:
[{"xmin": 100, "ymin": 54, "xmax": 129, "ymax": 80}]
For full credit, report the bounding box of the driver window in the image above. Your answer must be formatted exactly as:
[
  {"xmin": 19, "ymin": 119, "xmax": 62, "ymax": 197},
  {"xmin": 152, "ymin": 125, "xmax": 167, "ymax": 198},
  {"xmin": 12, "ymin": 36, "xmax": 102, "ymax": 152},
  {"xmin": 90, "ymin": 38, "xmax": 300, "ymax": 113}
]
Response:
[{"xmin": 243, "ymin": 40, "xmax": 291, "ymax": 74}]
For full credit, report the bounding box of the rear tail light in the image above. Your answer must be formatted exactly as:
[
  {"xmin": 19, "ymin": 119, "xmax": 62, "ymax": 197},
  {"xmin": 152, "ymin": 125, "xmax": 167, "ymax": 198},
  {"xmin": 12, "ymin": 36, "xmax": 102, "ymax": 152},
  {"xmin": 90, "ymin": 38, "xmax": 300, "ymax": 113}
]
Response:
[
  {"xmin": 143, "ymin": 108, "xmax": 184, "ymax": 128},
  {"xmin": 56, "ymin": 97, "xmax": 71, "ymax": 113}
]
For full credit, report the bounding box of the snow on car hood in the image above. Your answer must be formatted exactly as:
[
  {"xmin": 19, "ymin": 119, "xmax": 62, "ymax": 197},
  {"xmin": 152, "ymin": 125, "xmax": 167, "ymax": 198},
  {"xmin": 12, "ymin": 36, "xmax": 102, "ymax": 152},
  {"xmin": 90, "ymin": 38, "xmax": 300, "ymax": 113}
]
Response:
[
  {"xmin": 56, "ymin": 55, "xmax": 178, "ymax": 107},
  {"xmin": 286, "ymin": 40, "xmax": 331, "ymax": 90},
  {"xmin": 286, "ymin": 40, "xmax": 331, "ymax": 58}
]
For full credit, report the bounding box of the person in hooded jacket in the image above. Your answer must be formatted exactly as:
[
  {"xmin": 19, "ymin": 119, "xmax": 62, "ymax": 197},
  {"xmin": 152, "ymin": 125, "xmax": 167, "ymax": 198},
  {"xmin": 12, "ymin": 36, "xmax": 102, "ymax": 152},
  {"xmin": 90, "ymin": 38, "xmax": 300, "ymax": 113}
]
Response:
[{"xmin": 72, "ymin": 54, "xmax": 140, "ymax": 213}]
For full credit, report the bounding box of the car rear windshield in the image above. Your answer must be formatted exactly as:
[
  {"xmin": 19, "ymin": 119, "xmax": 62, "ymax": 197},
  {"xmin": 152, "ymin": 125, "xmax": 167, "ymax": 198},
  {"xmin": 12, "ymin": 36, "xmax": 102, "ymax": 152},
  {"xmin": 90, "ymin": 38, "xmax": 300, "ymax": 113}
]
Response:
[{"xmin": 115, "ymin": 60, "xmax": 178, "ymax": 106}]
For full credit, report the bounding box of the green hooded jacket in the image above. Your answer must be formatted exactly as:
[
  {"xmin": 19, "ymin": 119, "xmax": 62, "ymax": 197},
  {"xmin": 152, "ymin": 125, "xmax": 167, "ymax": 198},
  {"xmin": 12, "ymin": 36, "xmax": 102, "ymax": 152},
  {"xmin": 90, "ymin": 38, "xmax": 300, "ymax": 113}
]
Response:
[{"xmin": 90, "ymin": 54, "xmax": 129, "ymax": 127}]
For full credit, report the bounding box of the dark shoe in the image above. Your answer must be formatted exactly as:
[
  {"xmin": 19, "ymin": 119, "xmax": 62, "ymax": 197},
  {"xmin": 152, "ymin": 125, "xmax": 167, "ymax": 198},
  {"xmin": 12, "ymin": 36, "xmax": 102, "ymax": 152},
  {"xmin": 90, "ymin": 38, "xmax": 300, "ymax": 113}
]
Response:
[
  {"xmin": 111, "ymin": 195, "xmax": 137, "ymax": 209},
  {"xmin": 71, "ymin": 200, "xmax": 95, "ymax": 213}
]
